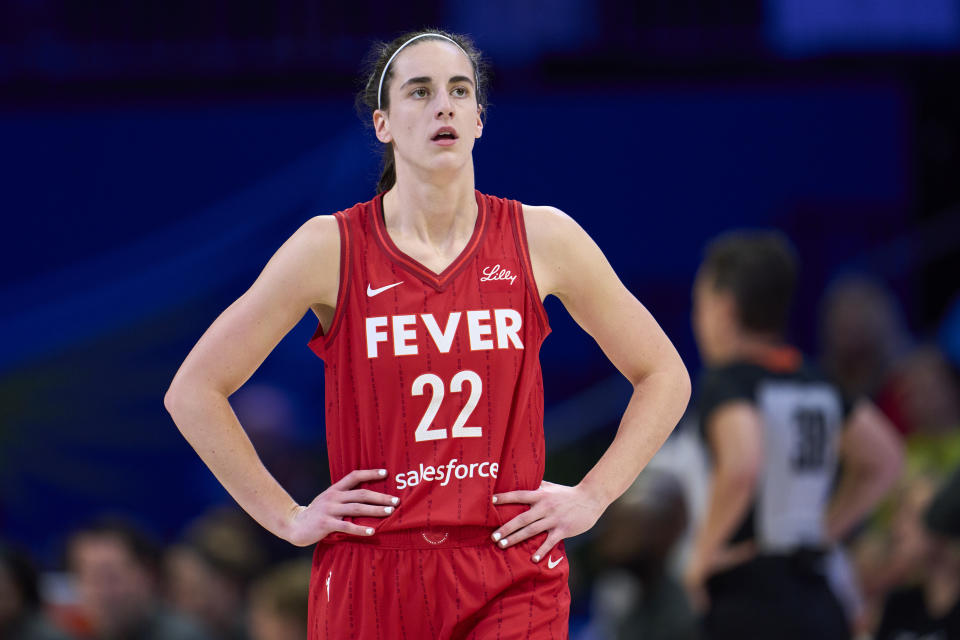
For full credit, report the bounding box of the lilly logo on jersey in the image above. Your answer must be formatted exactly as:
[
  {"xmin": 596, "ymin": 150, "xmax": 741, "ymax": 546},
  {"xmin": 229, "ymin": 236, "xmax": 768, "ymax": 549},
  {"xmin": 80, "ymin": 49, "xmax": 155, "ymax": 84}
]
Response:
[
  {"xmin": 394, "ymin": 458, "xmax": 499, "ymax": 490},
  {"xmin": 480, "ymin": 264, "xmax": 517, "ymax": 285}
]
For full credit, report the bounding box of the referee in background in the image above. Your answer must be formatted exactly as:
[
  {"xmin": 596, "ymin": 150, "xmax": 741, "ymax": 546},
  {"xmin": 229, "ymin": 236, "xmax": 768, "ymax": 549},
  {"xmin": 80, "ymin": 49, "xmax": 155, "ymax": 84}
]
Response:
[{"xmin": 685, "ymin": 231, "xmax": 903, "ymax": 640}]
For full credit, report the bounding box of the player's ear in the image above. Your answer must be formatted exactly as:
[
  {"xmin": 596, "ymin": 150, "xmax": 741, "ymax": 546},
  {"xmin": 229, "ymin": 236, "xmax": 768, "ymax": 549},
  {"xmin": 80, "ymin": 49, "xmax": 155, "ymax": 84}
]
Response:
[
  {"xmin": 374, "ymin": 109, "xmax": 393, "ymax": 144},
  {"xmin": 475, "ymin": 104, "xmax": 483, "ymax": 139}
]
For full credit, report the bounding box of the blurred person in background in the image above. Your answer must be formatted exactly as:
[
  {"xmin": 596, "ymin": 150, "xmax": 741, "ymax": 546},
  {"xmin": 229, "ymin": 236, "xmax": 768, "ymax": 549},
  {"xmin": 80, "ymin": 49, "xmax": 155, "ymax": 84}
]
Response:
[
  {"xmin": 686, "ymin": 231, "xmax": 903, "ymax": 640},
  {"xmin": 894, "ymin": 346, "xmax": 960, "ymax": 476},
  {"xmin": 588, "ymin": 469, "xmax": 698, "ymax": 640},
  {"xmin": 0, "ymin": 542, "xmax": 74, "ymax": 640},
  {"xmin": 819, "ymin": 274, "xmax": 914, "ymax": 436},
  {"xmin": 165, "ymin": 507, "xmax": 267, "ymax": 640},
  {"xmin": 853, "ymin": 473, "xmax": 943, "ymax": 632},
  {"xmin": 247, "ymin": 560, "xmax": 311, "ymax": 640},
  {"xmin": 64, "ymin": 516, "xmax": 208, "ymax": 640},
  {"xmin": 841, "ymin": 340, "xmax": 960, "ymax": 631},
  {"xmin": 874, "ymin": 464, "xmax": 960, "ymax": 638}
]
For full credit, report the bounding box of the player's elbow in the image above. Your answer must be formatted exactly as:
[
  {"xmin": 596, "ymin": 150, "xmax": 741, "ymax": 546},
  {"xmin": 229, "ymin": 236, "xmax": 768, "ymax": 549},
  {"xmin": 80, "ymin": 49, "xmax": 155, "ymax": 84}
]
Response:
[
  {"xmin": 163, "ymin": 375, "xmax": 204, "ymax": 415},
  {"xmin": 658, "ymin": 353, "xmax": 692, "ymax": 418},
  {"xmin": 674, "ymin": 360, "xmax": 692, "ymax": 409},
  {"xmin": 632, "ymin": 350, "xmax": 691, "ymax": 404},
  {"xmin": 163, "ymin": 382, "xmax": 185, "ymax": 415}
]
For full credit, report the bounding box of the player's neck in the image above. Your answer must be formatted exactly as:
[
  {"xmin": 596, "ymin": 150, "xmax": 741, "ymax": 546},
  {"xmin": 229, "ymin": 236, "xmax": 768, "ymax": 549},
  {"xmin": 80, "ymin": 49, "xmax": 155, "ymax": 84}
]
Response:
[{"xmin": 384, "ymin": 168, "xmax": 478, "ymax": 250}]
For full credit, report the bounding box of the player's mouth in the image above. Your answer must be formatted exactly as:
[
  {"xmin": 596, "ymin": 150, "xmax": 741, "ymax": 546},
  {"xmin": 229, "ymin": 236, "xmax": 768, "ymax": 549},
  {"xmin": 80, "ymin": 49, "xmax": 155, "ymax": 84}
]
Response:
[{"xmin": 430, "ymin": 126, "xmax": 459, "ymax": 146}]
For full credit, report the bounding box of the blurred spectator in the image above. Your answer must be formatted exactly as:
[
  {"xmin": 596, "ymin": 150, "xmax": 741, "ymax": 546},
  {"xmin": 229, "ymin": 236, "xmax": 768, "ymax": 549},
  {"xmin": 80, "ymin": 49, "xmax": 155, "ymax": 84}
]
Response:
[
  {"xmin": 895, "ymin": 347, "xmax": 960, "ymax": 477},
  {"xmin": 853, "ymin": 473, "xmax": 943, "ymax": 632},
  {"xmin": 164, "ymin": 506, "xmax": 267, "ymax": 640},
  {"xmin": 819, "ymin": 275, "xmax": 913, "ymax": 435},
  {"xmin": 874, "ymin": 466, "xmax": 960, "ymax": 639},
  {"xmin": 247, "ymin": 560, "xmax": 311, "ymax": 640},
  {"xmin": 926, "ymin": 463, "xmax": 960, "ymax": 538},
  {"xmin": 0, "ymin": 542, "xmax": 74, "ymax": 640},
  {"xmin": 589, "ymin": 469, "xmax": 698, "ymax": 640},
  {"xmin": 64, "ymin": 516, "xmax": 208, "ymax": 640},
  {"xmin": 840, "ymin": 341, "xmax": 960, "ymax": 632}
]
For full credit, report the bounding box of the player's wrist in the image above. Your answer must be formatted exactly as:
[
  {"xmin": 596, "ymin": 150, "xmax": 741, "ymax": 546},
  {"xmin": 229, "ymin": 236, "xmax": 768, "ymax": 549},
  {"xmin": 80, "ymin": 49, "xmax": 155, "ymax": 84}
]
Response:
[
  {"xmin": 574, "ymin": 477, "xmax": 613, "ymax": 513},
  {"xmin": 280, "ymin": 504, "xmax": 307, "ymax": 545}
]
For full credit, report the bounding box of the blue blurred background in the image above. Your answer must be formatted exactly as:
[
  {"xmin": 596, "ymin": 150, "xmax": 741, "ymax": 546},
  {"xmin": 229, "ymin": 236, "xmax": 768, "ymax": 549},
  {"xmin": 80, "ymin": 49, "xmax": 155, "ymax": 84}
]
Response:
[{"xmin": 2, "ymin": 0, "xmax": 959, "ymax": 629}]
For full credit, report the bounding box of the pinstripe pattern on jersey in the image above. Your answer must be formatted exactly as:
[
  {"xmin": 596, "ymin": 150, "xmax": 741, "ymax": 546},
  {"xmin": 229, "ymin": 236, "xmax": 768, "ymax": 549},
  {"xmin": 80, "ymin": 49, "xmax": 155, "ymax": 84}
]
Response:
[{"xmin": 308, "ymin": 190, "xmax": 551, "ymax": 541}]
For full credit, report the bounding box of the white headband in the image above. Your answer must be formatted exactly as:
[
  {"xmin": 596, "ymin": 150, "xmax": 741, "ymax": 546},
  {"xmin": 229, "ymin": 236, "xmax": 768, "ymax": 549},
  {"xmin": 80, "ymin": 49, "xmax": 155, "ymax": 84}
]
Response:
[{"xmin": 377, "ymin": 33, "xmax": 477, "ymax": 110}]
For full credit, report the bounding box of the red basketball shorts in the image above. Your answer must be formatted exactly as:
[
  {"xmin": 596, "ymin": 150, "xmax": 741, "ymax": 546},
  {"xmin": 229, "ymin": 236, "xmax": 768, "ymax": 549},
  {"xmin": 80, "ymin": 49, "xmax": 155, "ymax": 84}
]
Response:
[{"xmin": 307, "ymin": 526, "xmax": 570, "ymax": 639}]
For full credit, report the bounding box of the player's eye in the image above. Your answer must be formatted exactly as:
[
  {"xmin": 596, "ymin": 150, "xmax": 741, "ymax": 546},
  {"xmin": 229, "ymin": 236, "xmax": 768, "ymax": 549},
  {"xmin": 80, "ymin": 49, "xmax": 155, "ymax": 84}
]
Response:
[
  {"xmin": 452, "ymin": 86, "xmax": 469, "ymax": 97},
  {"xmin": 411, "ymin": 87, "xmax": 429, "ymax": 98}
]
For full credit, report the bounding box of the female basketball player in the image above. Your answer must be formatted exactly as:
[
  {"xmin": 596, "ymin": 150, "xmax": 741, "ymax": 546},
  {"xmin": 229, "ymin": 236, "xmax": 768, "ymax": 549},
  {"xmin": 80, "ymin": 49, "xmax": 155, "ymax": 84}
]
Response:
[{"xmin": 164, "ymin": 29, "xmax": 690, "ymax": 638}]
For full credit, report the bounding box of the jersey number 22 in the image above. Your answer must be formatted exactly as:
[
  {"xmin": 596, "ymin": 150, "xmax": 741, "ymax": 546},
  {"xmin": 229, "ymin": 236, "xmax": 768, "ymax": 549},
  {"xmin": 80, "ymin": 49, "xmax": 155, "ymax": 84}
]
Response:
[{"xmin": 412, "ymin": 371, "xmax": 483, "ymax": 442}]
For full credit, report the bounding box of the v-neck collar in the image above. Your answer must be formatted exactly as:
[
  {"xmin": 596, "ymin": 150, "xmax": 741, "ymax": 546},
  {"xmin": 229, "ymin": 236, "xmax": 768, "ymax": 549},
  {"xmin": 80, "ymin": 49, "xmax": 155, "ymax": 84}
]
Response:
[{"xmin": 370, "ymin": 189, "xmax": 488, "ymax": 291}]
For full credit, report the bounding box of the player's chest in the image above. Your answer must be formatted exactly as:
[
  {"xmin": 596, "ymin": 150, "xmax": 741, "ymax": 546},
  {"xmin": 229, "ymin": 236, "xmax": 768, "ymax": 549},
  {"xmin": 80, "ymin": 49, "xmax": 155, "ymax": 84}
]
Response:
[{"xmin": 355, "ymin": 257, "xmax": 527, "ymax": 359}]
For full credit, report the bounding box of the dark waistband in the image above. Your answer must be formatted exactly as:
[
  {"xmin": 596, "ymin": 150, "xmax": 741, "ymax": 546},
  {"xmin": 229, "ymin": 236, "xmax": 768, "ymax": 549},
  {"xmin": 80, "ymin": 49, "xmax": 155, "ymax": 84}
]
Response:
[
  {"xmin": 707, "ymin": 547, "xmax": 831, "ymax": 591},
  {"xmin": 323, "ymin": 526, "xmax": 494, "ymax": 549}
]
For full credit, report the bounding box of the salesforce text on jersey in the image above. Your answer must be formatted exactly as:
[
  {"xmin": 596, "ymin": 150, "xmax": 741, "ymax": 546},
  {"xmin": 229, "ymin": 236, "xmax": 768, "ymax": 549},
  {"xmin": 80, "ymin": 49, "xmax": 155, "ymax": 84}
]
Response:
[{"xmin": 395, "ymin": 458, "xmax": 499, "ymax": 490}]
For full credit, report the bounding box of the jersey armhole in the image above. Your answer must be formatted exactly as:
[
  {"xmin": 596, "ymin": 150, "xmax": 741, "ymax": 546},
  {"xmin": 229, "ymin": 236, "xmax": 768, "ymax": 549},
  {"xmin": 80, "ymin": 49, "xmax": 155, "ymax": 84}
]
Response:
[
  {"xmin": 509, "ymin": 200, "xmax": 550, "ymax": 334},
  {"xmin": 307, "ymin": 210, "xmax": 351, "ymax": 357}
]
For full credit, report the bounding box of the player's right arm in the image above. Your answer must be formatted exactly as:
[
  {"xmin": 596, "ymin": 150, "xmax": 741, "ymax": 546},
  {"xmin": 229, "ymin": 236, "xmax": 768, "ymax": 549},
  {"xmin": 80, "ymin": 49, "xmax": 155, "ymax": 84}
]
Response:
[
  {"xmin": 163, "ymin": 216, "xmax": 397, "ymax": 547},
  {"xmin": 825, "ymin": 398, "xmax": 903, "ymax": 543}
]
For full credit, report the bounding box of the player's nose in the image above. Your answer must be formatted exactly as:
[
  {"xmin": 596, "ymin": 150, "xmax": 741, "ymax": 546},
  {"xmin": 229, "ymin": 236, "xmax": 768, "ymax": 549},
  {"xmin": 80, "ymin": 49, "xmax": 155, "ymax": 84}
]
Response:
[{"xmin": 435, "ymin": 92, "xmax": 454, "ymax": 118}]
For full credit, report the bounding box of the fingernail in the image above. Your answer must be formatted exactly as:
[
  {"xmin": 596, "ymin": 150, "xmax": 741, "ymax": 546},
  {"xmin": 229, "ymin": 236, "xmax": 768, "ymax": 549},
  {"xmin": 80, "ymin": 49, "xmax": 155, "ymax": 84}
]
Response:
[
  {"xmin": 366, "ymin": 528, "xmax": 374, "ymax": 535},
  {"xmin": 492, "ymin": 496, "xmax": 498, "ymax": 504},
  {"xmin": 384, "ymin": 506, "xmax": 393, "ymax": 514},
  {"xmin": 533, "ymin": 555, "xmax": 540, "ymax": 563},
  {"xmin": 492, "ymin": 532, "xmax": 501, "ymax": 542},
  {"xmin": 391, "ymin": 497, "xmax": 399, "ymax": 505},
  {"xmin": 378, "ymin": 469, "xmax": 387, "ymax": 477},
  {"xmin": 499, "ymin": 538, "xmax": 508, "ymax": 547}
]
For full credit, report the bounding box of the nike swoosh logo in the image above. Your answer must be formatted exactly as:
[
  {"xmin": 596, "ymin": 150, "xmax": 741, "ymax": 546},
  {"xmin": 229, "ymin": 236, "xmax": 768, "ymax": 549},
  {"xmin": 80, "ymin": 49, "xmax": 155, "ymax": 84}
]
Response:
[
  {"xmin": 367, "ymin": 282, "xmax": 403, "ymax": 297},
  {"xmin": 547, "ymin": 555, "xmax": 563, "ymax": 569}
]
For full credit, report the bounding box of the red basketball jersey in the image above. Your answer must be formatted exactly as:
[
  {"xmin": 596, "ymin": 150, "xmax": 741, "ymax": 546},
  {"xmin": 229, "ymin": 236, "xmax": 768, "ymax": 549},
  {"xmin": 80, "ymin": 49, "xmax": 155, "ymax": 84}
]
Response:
[{"xmin": 307, "ymin": 190, "xmax": 550, "ymax": 540}]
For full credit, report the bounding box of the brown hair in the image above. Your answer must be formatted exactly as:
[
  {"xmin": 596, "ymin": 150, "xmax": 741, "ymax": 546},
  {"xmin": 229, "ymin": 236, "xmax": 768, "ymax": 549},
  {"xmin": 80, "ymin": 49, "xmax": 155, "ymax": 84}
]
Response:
[
  {"xmin": 700, "ymin": 230, "xmax": 799, "ymax": 336},
  {"xmin": 355, "ymin": 29, "xmax": 490, "ymax": 194}
]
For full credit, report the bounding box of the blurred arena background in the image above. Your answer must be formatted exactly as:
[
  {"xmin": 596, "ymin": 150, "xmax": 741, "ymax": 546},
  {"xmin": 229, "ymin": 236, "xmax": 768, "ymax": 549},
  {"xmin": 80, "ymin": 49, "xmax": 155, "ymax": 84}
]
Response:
[{"xmin": 1, "ymin": 1, "xmax": 959, "ymax": 638}]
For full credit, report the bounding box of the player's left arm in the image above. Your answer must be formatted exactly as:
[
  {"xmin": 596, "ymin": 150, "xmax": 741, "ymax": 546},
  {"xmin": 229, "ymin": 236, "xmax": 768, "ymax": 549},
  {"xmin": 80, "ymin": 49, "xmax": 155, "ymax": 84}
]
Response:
[{"xmin": 492, "ymin": 205, "xmax": 691, "ymax": 563}]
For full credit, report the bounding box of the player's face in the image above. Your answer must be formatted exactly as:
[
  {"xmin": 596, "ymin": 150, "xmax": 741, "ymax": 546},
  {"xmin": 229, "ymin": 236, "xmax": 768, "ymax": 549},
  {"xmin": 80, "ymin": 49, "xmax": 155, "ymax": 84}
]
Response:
[
  {"xmin": 373, "ymin": 40, "xmax": 483, "ymax": 178},
  {"xmin": 692, "ymin": 271, "xmax": 736, "ymax": 365}
]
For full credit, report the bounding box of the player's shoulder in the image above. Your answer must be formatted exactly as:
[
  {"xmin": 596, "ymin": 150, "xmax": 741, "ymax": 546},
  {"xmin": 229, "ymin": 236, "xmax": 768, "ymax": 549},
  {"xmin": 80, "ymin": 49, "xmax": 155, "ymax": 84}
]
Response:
[
  {"xmin": 295, "ymin": 214, "xmax": 341, "ymax": 255},
  {"xmin": 298, "ymin": 195, "xmax": 379, "ymax": 256},
  {"xmin": 272, "ymin": 215, "xmax": 341, "ymax": 308},
  {"xmin": 520, "ymin": 203, "xmax": 577, "ymax": 231},
  {"xmin": 300, "ymin": 195, "xmax": 370, "ymax": 235},
  {"xmin": 518, "ymin": 203, "xmax": 588, "ymax": 254}
]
